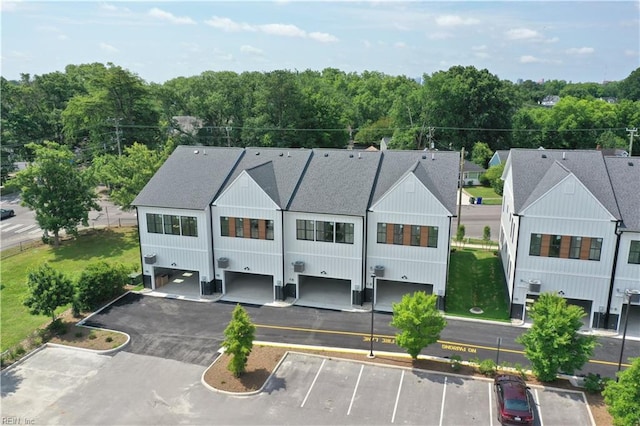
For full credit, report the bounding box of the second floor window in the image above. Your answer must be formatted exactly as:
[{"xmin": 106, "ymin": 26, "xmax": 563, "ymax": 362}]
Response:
[{"xmin": 629, "ymin": 240, "xmax": 640, "ymax": 264}]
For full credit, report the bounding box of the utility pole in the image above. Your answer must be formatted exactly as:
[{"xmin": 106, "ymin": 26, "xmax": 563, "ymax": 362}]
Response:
[
  {"xmin": 626, "ymin": 127, "xmax": 637, "ymax": 156},
  {"xmin": 457, "ymin": 147, "xmax": 465, "ymax": 229}
]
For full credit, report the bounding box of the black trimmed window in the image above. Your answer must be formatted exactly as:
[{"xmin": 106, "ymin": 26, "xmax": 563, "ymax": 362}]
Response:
[
  {"xmin": 589, "ymin": 238, "xmax": 602, "ymax": 261},
  {"xmin": 377, "ymin": 223, "xmax": 386, "ymax": 243},
  {"xmin": 410, "ymin": 225, "xmax": 421, "ymax": 246},
  {"xmin": 235, "ymin": 218, "xmax": 244, "ymax": 237},
  {"xmin": 629, "ymin": 240, "xmax": 640, "ymax": 264},
  {"xmin": 529, "ymin": 234, "xmax": 542, "ymax": 256},
  {"xmin": 250, "ymin": 219, "xmax": 259, "ymax": 239},
  {"xmin": 427, "ymin": 226, "xmax": 439, "ymax": 248},
  {"xmin": 266, "ymin": 220, "xmax": 274, "ymax": 240},
  {"xmin": 569, "ymin": 236, "xmax": 582, "ymax": 259},
  {"xmin": 163, "ymin": 215, "xmax": 181, "ymax": 235},
  {"xmin": 549, "ymin": 235, "xmax": 562, "ymax": 258},
  {"xmin": 393, "ymin": 224, "xmax": 403, "ymax": 245},
  {"xmin": 336, "ymin": 222, "xmax": 354, "ymax": 244},
  {"xmin": 146, "ymin": 213, "xmax": 163, "ymax": 234},
  {"xmin": 220, "ymin": 217, "xmax": 229, "ymax": 236},
  {"xmin": 296, "ymin": 219, "xmax": 314, "ymax": 241},
  {"xmin": 180, "ymin": 216, "xmax": 198, "ymax": 237},
  {"xmin": 316, "ymin": 221, "xmax": 334, "ymax": 242}
]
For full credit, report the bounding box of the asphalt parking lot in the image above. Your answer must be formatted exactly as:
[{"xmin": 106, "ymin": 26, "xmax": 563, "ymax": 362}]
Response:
[{"xmin": 1, "ymin": 347, "xmax": 594, "ymax": 425}]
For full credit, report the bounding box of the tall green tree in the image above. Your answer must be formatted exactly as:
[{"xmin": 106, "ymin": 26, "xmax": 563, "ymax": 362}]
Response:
[
  {"xmin": 516, "ymin": 293, "xmax": 597, "ymax": 382},
  {"xmin": 482, "ymin": 163, "xmax": 505, "ymax": 195},
  {"xmin": 618, "ymin": 67, "xmax": 640, "ymax": 101},
  {"xmin": 9, "ymin": 142, "xmax": 100, "ymax": 247},
  {"xmin": 471, "ymin": 142, "xmax": 493, "ymax": 169},
  {"xmin": 390, "ymin": 291, "xmax": 446, "ymax": 360},
  {"xmin": 603, "ymin": 357, "xmax": 640, "ymax": 426},
  {"xmin": 222, "ymin": 304, "xmax": 256, "ymax": 377},
  {"xmin": 23, "ymin": 263, "xmax": 74, "ymax": 323},
  {"xmin": 92, "ymin": 142, "xmax": 169, "ymax": 209}
]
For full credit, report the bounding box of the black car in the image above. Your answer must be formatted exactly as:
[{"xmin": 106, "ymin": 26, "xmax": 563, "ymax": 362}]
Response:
[
  {"xmin": 1, "ymin": 208, "xmax": 15, "ymax": 220},
  {"xmin": 494, "ymin": 374, "xmax": 534, "ymax": 425}
]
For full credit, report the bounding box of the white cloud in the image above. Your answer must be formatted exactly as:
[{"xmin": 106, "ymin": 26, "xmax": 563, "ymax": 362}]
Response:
[
  {"xmin": 427, "ymin": 32, "xmax": 452, "ymax": 40},
  {"xmin": 309, "ymin": 32, "xmax": 339, "ymax": 43},
  {"xmin": 566, "ymin": 47, "xmax": 594, "ymax": 55},
  {"xmin": 475, "ymin": 52, "xmax": 490, "ymax": 59},
  {"xmin": 99, "ymin": 3, "xmax": 118, "ymax": 12},
  {"xmin": 259, "ymin": 23, "xmax": 306, "ymax": 37},
  {"xmin": 435, "ymin": 15, "xmax": 479, "ymax": 27},
  {"xmin": 506, "ymin": 28, "xmax": 540, "ymax": 40},
  {"xmin": 99, "ymin": 3, "xmax": 131, "ymax": 15},
  {"xmin": 205, "ymin": 16, "xmax": 338, "ymax": 42},
  {"xmin": 394, "ymin": 41, "xmax": 407, "ymax": 48},
  {"xmin": 520, "ymin": 55, "xmax": 543, "ymax": 63},
  {"xmin": 148, "ymin": 8, "xmax": 195, "ymax": 25},
  {"xmin": 100, "ymin": 42, "xmax": 119, "ymax": 53},
  {"xmin": 624, "ymin": 49, "xmax": 639, "ymax": 57},
  {"xmin": 240, "ymin": 45, "xmax": 264, "ymax": 55},
  {"xmin": 204, "ymin": 16, "xmax": 256, "ymax": 32},
  {"xmin": 472, "ymin": 45, "xmax": 487, "ymax": 51}
]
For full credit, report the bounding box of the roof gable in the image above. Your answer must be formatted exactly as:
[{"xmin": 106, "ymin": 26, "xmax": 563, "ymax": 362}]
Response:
[
  {"xmin": 605, "ymin": 157, "xmax": 640, "ymax": 231},
  {"xmin": 132, "ymin": 146, "xmax": 244, "ymax": 210},
  {"xmin": 215, "ymin": 169, "xmax": 280, "ymax": 210}
]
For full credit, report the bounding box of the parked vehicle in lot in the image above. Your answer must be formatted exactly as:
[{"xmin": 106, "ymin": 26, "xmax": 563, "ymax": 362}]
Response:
[
  {"xmin": 494, "ymin": 374, "xmax": 534, "ymax": 425},
  {"xmin": 1, "ymin": 208, "xmax": 15, "ymax": 220}
]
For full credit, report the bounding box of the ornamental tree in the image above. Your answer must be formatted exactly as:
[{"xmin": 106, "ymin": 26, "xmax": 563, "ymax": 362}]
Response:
[
  {"xmin": 516, "ymin": 293, "xmax": 597, "ymax": 382},
  {"xmin": 390, "ymin": 291, "xmax": 447, "ymax": 360},
  {"xmin": 23, "ymin": 263, "xmax": 74, "ymax": 323},
  {"xmin": 222, "ymin": 304, "xmax": 256, "ymax": 377},
  {"xmin": 603, "ymin": 357, "xmax": 640, "ymax": 426}
]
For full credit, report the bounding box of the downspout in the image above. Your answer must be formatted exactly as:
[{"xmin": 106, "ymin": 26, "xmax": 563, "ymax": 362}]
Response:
[
  {"xmin": 605, "ymin": 222, "xmax": 623, "ymax": 329},
  {"xmin": 280, "ymin": 208, "xmax": 286, "ymax": 300},
  {"xmin": 362, "ymin": 212, "xmax": 368, "ymax": 306},
  {"xmin": 511, "ymin": 214, "xmax": 522, "ymax": 318},
  {"xmin": 210, "ymin": 205, "xmax": 218, "ymax": 294},
  {"xmin": 443, "ymin": 215, "xmax": 453, "ymax": 311},
  {"xmin": 135, "ymin": 206, "xmax": 147, "ymax": 287}
]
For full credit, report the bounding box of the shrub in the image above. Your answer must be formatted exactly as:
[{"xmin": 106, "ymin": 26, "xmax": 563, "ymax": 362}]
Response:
[
  {"xmin": 75, "ymin": 331, "xmax": 83, "ymax": 338},
  {"xmin": 13, "ymin": 345, "xmax": 26, "ymax": 357},
  {"xmin": 450, "ymin": 355, "xmax": 462, "ymax": 372},
  {"xmin": 105, "ymin": 336, "xmax": 113, "ymax": 343},
  {"xmin": 514, "ymin": 363, "xmax": 528, "ymax": 380},
  {"xmin": 583, "ymin": 373, "xmax": 606, "ymax": 394},
  {"xmin": 88, "ymin": 332, "xmax": 97, "ymax": 340},
  {"xmin": 76, "ymin": 261, "xmax": 132, "ymax": 311},
  {"xmin": 479, "ymin": 359, "xmax": 497, "ymax": 376},
  {"xmin": 48, "ymin": 319, "xmax": 67, "ymax": 336}
]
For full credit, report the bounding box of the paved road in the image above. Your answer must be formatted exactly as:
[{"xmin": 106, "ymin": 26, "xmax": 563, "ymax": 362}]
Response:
[{"xmin": 86, "ymin": 293, "xmax": 638, "ymax": 378}]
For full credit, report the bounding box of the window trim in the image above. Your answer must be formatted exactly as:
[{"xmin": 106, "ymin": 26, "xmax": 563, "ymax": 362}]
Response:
[{"xmin": 629, "ymin": 240, "xmax": 640, "ymax": 265}]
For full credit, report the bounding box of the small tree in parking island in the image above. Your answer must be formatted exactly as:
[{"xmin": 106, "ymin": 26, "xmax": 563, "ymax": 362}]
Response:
[
  {"xmin": 516, "ymin": 293, "xmax": 597, "ymax": 382},
  {"xmin": 391, "ymin": 291, "xmax": 446, "ymax": 360},
  {"xmin": 222, "ymin": 304, "xmax": 256, "ymax": 377},
  {"xmin": 603, "ymin": 357, "xmax": 640, "ymax": 426},
  {"xmin": 23, "ymin": 263, "xmax": 74, "ymax": 324}
]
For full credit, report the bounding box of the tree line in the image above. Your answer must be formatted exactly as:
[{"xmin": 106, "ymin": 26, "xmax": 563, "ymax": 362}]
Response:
[{"xmin": 2, "ymin": 64, "xmax": 639, "ymax": 170}]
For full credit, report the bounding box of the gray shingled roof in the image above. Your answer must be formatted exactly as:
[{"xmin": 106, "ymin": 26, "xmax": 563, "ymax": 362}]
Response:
[
  {"xmin": 510, "ymin": 149, "xmax": 620, "ymax": 219},
  {"xmin": 132, "ymin": 146, "xmax": 244, "ymax": 210},
  {"xmin": 220, "ymin": 147, "xmax": 312, "ymax": 208},
  {"xmin": 288, "ymin": 149, "xmax": 381, "ymax": 216},
  {"xmin": 371, "ymin": 151, "xmax": 460, "ymax": 215},
  {"xmin": 463, "ymin": 159, "xmax": 486, "ymax": 172},
  {"xmin": 605, "ymin": 157, "xmax": 640, "ymax": 231},
  {"xmin": 496, "ymin": 150, "xmax": 510, "ymax": 163}
]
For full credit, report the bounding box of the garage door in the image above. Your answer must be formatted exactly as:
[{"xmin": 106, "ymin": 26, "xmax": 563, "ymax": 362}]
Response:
[
  {"xmin": 152, "ymin": 267, "xmax": 200, "ymax": 298},
  {"xmin": 221, "ymin": 271, "xmax": 274, "ymax": 305},
  {"xmin": 296, "ymin": 275, "xmax": 353, "ymax": 311},
  {"xmin": 376, "ymin": 280, "xmax": 434, "ymax": 313}
]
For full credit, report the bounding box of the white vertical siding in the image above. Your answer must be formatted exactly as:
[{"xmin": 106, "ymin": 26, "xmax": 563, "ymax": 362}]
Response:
[
  {"xmin": 611, "ymin": 233, "xmax": 640, "ymax": 320},
  {"xmin": 213, "ymin": 173, "xmax": 282, "ymax": 287},
  {"xmin": 367, "ymin": 173, "xmax": 452, "ymax": 295},
  {"xmin": 284, "ymin": 212, "xmax": 364, "ymax": 290},
  {"xmin": 137, "ymin": 206, "xmax": 213, "ymax": 283}
]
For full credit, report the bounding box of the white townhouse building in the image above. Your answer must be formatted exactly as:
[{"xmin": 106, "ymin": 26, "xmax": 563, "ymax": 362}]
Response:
[
  {"xmin": 499, "ymin": 149, "xmax": 639, "ymax": 331},
  {"xmin": 133, "ymin": 146, "xmax": 460, "ymax": 310}
]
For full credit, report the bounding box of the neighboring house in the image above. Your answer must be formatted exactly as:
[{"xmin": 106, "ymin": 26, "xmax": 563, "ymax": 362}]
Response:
[
  {"xmin": 499, "ymin": 149, "xmax": 639, "ymax": 331},
  {"xmin": 462, "ymin": 160, "xmax": 485, "ymax": 186},
  {"xmin": 133, "ymin": 146, "xmax": 460, "ymax": 312},
  {"xmin": 540, "ymin": 95, "xmax": 560, "ymax": 107},
  {"xmin": 488, "ymin": 150, "xmax": 510, "ymax": 168}
]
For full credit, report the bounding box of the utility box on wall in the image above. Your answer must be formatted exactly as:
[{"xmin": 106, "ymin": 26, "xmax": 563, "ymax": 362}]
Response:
[
  {"xmin": 293, "ymin": 261, "xmax": 305, "ymax": 273},
  {"xmin": 144, "ymin": 254, "xmax": 156, "ymax": 264},
  {"xmin": 217, "ymin": 257, "xmax": 229, "ymax": 268},
  {"xmin": 374, "ymin": 265, "xmax": 385, "ymax": 277}
]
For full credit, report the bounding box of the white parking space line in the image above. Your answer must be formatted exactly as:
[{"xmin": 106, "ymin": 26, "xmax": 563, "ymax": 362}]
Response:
[
  {"xmin": 0, "ymin": 223, "xmax": 10, "ymax": 229},
  {"xmin": 535, "ymin": 389, "xmax": 544, "ymax": 426},
  {"xmin": 390, "ymin": 369, "xmax": 404, "ymax": 423},
  {"xmin": 29, "ymin": 228, "xmax": 43, "ymax": 234},
  {"xmin": 488, "ymin": 382, "xmax": 494, "ymax": 426},
  {"xmin": 581, "ymin": 392, "xmax": 597, "ymax": 426},
  {"xmin": 347, "ymin": 364, "xmax": 364, "ymax": 416},
  {"xmin": 2, "ymin": 223, "xmax": 24, "ymax": 232},
  {"xmin": 439, "ymin": 376, "xmax": 448, "ymax": 426},
  {"xmin": 15, "ymin": 224, "xmax": 37, "ymax": 233},
  {"xmin": 300, "ymin": 358, "xmax": 325, "ymax": 408}
]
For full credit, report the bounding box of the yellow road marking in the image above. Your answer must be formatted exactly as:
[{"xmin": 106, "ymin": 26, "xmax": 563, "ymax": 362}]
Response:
[{"xmin": 255, "ymin": 323, "xmax": 631, "ymax": 368}]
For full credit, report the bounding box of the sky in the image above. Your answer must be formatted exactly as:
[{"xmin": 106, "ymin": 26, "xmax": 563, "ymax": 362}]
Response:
[{"xmin": 1, "ymin": 1, "xmax": 639, "ymax": 84}]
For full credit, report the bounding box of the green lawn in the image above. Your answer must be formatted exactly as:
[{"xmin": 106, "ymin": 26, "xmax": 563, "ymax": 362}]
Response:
[
  {"xmin": 0, "ymin": 228, "xmax": 140, "ymax": 351},
  {"xmin": 447, "ymin": 248, "xmax": 510, "ymax": 321},
  {"xmin": 464, "ymin": 186, "xmax": 502, "ymax": 205}
]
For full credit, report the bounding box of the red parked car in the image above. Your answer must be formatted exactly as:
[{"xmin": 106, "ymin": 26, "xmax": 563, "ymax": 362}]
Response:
[{"xmin": 494, "ymin": 374, "xmax": 535, "ymax": 425}]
